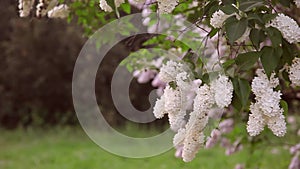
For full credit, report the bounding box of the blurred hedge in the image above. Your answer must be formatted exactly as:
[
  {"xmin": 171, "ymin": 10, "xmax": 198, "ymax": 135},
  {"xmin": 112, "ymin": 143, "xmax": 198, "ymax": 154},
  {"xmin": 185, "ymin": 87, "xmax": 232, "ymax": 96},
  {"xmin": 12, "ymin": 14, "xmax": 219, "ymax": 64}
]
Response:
[
  {"xmin": 0, "ymin": 1, "xmax": 165, "ymax": 129},
  {"xmin": 0, "ymin": 1, "xmax": 82, "ymax": 128}
]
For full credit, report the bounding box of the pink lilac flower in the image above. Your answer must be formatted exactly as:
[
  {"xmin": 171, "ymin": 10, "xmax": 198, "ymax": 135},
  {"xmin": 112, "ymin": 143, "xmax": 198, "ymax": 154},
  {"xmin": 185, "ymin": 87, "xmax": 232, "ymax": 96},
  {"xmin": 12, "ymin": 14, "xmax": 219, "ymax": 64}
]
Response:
[
  {"xmin": 289, "ymin": 152, "xmax": 300, "ymax": 169},
  {"xmin": 205, "ymin": 129, "xmax": 221, "ymax": 148},
  {"xmin": 219, "ymin": 118, "xmax": 234, "ymax": 134},
  {"xmin": 175, "ymin": 145, "xmax": 183, "ymax": 158},
  {"xmin": 234, "ymin": 163, "xmax": 245, "ymax": 169}
]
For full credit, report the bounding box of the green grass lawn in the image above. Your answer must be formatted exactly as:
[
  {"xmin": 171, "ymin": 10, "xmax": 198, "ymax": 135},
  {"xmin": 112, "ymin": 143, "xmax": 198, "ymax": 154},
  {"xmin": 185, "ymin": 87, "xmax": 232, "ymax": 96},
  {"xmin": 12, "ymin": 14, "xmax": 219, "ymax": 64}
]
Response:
[{"xmin": 0, "ymin": 127, "xmax": 292, "ymax": 169}]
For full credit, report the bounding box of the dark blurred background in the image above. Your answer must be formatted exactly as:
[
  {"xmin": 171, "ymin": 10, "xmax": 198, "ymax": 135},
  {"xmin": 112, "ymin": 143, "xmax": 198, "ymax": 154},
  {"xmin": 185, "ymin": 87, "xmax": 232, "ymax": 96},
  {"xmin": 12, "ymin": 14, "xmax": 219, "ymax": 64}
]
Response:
[{"xmin": 0, "ymin": 0, "xmax": 163, "ymax": 129}]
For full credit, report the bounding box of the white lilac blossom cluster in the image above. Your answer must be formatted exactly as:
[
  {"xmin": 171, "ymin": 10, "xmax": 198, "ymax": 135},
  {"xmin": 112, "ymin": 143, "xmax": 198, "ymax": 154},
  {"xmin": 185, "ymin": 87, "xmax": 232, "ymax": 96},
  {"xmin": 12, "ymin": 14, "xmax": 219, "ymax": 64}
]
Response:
[
  {"xmin": 288, "ymin": 57, "xmax": 300, "ymax": 86},
  {"xmin": 172, "ymin": 84, "xmax": 214, "ymax": 162},
  {"xmin": 154, "ymin": 60, "xmax": 234, "ymax": 162},
  {"xmin": 210, "ymin": 10, "xmax": 231, "ymax": 28},
  {"xmin": 99, "ymin": 0, "xmax": 113, "ymax": 12},
  {"xmin": 99, "ymin": 0, "xmax": 125, "ymax": 12},
  {"xmin": 180, "ymin": 76, "xmax": 233, "ymax": 161},
  {"xmin": 153, "ymin": 60, "xmax": 193, "ymax": 131},
  {"xmin": 289, "ymin": 143, "xmax": 300, "ymax": 169},
  {"xmin": 247, "ymin": 69, "xmax": 287, "ymax": 137},
  {"xmin": 18, "ymin": 0, "xmax": 35, "ymax": 17},
  {"xmin": 163, "ymin": 86, "xmax": 186, "ymax": 130},
  {"xmin": 100, "ymin": 0, "xmax": 179, "ymax": 13},
  {"xmin": 47, "ymin": 4, "xmax": 69, "ymax": 19},
  {"xmin": 268, "ymin": 13, "xmax": 300, "ymax": 44},
  {"xmin": 210, "ymin": 9, "xmax": 300, "ymax": 44},
  {"xmin": 36, "ymin": 0, "xmax": 55, "ymax": 17},
  {"xmin": 157, "ymin": 0, "xmax": 178, "ymax": 14},
  {"xmin": 18, "ymin": 0, "xmax": 69, "ymax": 18},
  {"xmin": 210, "ymin": 75, "xmax": 234, "ymax": 108},
  {"xmin": 132, "ymin": 48, "xmax": 190, "ymax": 97},
  {"xmin": 158, "ymin": 60, "xmax": 190, "ymax": 83}
]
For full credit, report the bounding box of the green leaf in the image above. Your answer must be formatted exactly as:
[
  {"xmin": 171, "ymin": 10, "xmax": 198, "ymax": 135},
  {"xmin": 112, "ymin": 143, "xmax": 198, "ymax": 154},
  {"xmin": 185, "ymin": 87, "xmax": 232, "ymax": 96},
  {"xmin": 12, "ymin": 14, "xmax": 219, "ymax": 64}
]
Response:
[
  {"xmin": 169, "ymin": 81, "xmax": 177, "ymax": 89},
  {"xmin": 208, "ymin": 4, "xmax": 220, "ymax": 17},
  {"xmin": 209, "ymin": 28, "xmax": 218, "ymax": 38},
  {"xmin": 106, "ymin": 0, "xmax": 115, "ymax": 9},
  {"xmin": 235, "ymin": 51, "xmax": 260, "ymax": 70},
  {"xmin": 247, "ymin": 13, "xmax": 264, "ymax": 25},
  {"xmin": 282, "ymin": 70, "xmax": 291, "ymax": 85},
  {"xmin": 266, "ymin": 27, "xmax": 282, "ymax": 47},
  {"xmin": 88, "ymin": 0, "xmax": 96, "ymax": 7},
  {"xmin": 280, "ymin": 100, "xmax": 288, "ymax": 116},
  {"xmin": 126, "ymin": 64, "xmax": 133, "ymax": 72},
  {"xmin": 120, "ymin": 3, "xmax": 131, "ymax": 14},
  {"xmin": 201, "ymin": 72, "xmax": 219, "ymax": 84},
  {"xmin": 280, "ymin": 40, "xmax": 295, "ymax": 65},
  {"xmin": 225, "ymin": 17, "xmax": 248, "ymax": 44},
  {"xmin": 276, "ymin": 41, "xmax": 295, "ymax": 71},
  {"xmin": 232, "ymin": 93, "xmax": 242, "ymax": 112},
  {"xmin": 222, "ymin": 59, "xmax": 235, "ymax": 69},
  {"xmin": 260, "ymin": 46, "xmax": 282, "ymax": 78},
  {"xmin": 239, "ymin": 0, "xmax": 265, "ymax": 12},
  {"xmin": 173, "ymin": 2, "xmax": 189, "ymax": 13},
  {"xmin": 262, "ymin": 13, "xmax": 277, "ymax": 23},
  {"xmin": 232, "ymin": 77, "xmax": 251, "ymax": 107},
  {"xmin": 221, "ymin": 5, "xmax": 239, "ymax": 15},
  {"xmin": 183, "ymin": 52, "xmax": 197, "ymax": 70},
  {"xmin": 205, "ymin": 0, "xmax": 220, "ymax": 17},
  {"xmin": 249, "ymin": 28, "xmax": 266, "ymax": 49},
  {"xmin": 222, "ymin": 0, "xmax": 237, "ymax": 5},
  {"xmin": 227, "ymin": 66, "xmax": 236, "ymax": 78}
]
